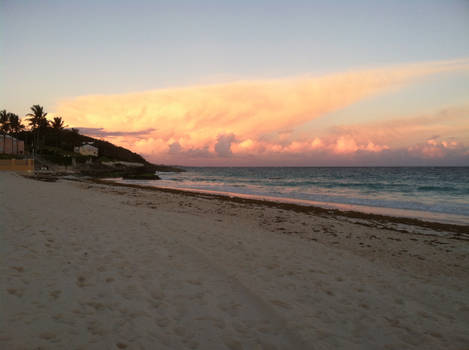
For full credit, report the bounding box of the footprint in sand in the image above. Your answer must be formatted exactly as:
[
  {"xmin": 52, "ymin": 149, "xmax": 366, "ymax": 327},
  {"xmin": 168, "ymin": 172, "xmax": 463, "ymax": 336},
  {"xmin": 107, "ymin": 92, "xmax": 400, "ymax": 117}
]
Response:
[
  {"xmin": 7, "ymin": 288, "xmax": 24, "ymax": 297},
  {"xmin": 156, "ymin": 318, "xmax": 170, "ymax": 328},
  {"xmin": 186, "ymin": 279, "xmax": 202, "ymax": 286},
  {"xmin": 223, "ymin": 337, "xmax": 243, "ymax": 350},
  {"xmin": 184, "ymin": 340, "xmax": 199, "ymax": 349},
  {"xmin": 257, "ymin": 341, "xmax": 278, "ymax": 350},
  {"xmin": 0, "ymin": 335, "xmax": 12, "ymax": 342},
  {"xmin": 150, "ymin": 290, "xmax": 165, "ymax": 300},
  {"xmin": 270, "ymin": 300, "xmax": 290, "ymax": 309},
  {"xmin": 173, "ymin": 326, "xmax": 186, "ymax": 337},
  {"xmin": 10, "ymin": 266, "xmax": 24, "ymax": 273},
  {"xmin": 49, "ymin": 290, "xmax": 62, "ymax": 300},
  {"xmin": 76, "ymin": 276, "xmax": 87, "ymax": 287},
  {"xmin": 38, "ymin": 332, "xmax": 56, "ymax": 340}
]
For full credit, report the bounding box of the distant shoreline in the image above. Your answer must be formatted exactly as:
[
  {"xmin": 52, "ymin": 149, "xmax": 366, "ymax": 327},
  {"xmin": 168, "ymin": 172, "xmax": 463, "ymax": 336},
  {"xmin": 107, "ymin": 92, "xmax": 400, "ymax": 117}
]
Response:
[{"xmin": 178, "ymin": 166, "xmax": 469, "ymax": 168}]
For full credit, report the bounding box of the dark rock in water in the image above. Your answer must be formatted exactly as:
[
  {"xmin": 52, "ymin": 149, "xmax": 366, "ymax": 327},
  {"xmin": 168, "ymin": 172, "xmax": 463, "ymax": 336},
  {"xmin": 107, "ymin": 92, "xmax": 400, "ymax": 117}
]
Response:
[
  {"xmin": 152, "ymin": 164, "xmax": 185, "ymax": 173},
  {"xmin": 80, "ymin": 162, "xmax": 166, "ymax": 179},
  {"xmin": 122, "ymin": 173, "xmax": 161, "ymax": 180}
]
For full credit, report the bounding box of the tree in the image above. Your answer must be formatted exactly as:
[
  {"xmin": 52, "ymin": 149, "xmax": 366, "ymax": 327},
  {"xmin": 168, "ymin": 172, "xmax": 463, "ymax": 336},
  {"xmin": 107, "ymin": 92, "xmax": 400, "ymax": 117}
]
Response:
[
  {"xmin": 0, "ymin": 110, "xmax": 9, "ymax": 153},
  {"xmin": 51, "ymin": 116, "xmax": 65, "ymax": 131},
  {"xmin": 51, "ymin": 116, "xmax": 66, "ymax": 147},
  {"xmin": 26, "ymin": 105, "xmax": 49, "ymax": 151},
  {"xmin": 26, "ymin": 105, "xmax": 48, "ymax": 130},
  {"xmin": 8, "ymin": 114, "xmax": 25, "ymax": 136},
  {"xmin": 0, "ymin": 110, "xmax": 10, "ymax": 134}
]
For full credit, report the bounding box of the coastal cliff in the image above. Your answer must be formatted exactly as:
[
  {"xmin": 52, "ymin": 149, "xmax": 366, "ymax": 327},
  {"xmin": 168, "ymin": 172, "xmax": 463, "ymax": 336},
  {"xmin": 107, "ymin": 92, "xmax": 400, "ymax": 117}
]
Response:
[{"xmin": 17, "ymin": 128, "xmax": 184, "ymax": 177}]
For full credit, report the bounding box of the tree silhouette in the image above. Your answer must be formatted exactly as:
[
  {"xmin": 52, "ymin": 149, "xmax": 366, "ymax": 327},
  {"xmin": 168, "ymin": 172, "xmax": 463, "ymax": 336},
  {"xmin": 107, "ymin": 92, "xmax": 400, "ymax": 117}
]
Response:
[
  {"xmin": 26, "ymin": 105, "xmax": 48, "ymax": 130},
  {"xmin": 0, "ymin": 110, "xmax": 10, "ymax": 134},
  {"xmin": 0, "ymin": 110, "xmax": 9, "ymax": 153},
  {"xmin": 26, "ymin": 105, "xmax": 49, "ymax": 151},
  {"xmin": 8, "ymin": 114, "xmax": 25, "ymax": 136},
  {"xmin": 51, "ymin": 116, "xmax": 66, "ymax": 147},
  {"xmin": 51, "ymin": 116, "xmax": 65, "ymax": 131}
]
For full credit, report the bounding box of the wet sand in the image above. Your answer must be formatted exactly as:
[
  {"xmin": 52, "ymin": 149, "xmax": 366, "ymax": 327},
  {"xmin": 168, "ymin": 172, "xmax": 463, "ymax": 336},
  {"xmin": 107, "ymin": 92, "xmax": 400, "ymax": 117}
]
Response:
[{"xmin": 1, "ymin": 172, "xmax": 468, "ymax": 349}]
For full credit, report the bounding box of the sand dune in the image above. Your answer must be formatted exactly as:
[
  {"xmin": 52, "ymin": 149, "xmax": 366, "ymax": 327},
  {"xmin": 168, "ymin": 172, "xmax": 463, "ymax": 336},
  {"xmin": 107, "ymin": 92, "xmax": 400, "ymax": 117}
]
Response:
[{"xmin": 1, "ymin": 172, "xmax": 468, "ymax": 349}]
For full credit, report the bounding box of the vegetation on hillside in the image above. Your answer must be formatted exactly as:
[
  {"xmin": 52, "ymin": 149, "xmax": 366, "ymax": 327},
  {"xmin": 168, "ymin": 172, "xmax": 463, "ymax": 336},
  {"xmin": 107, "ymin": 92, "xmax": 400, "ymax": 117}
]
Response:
[{"xmin": 0, "ymin": 105, "xmax": 183, "ymax": 175}]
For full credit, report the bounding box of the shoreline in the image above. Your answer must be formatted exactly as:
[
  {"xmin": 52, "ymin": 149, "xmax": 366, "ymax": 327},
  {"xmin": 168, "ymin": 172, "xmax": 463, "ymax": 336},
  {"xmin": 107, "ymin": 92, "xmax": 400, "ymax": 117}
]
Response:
[
  {"xmin": 120, "ymin": 179, "xmax": 469, "ymax": 226},
  {"xmin": 3, "ymin": 171, "xmax": 469, "ymax": 349},
  {"xmin": 91, "ymin": 178, "xmax": 469, "ymax": 238}
]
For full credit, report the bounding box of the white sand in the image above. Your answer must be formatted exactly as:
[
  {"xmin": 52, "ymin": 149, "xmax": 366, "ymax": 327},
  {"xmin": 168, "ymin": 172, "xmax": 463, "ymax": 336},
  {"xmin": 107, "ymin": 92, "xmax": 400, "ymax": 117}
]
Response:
[{"xmin": 1, "ymin": 172, "xmax": 468, "ymax": 349}]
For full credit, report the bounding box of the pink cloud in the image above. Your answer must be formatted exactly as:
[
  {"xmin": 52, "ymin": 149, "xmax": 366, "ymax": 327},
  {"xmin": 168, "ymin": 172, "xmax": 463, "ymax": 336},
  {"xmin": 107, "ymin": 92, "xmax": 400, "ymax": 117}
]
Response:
[
  {"xmin": 408, "ymin": 137, "xmax": 465, "ymax": 159},
  {"xmin": 333, "ymin": 136, "xmax": 359, "ymax": 154},
  {"xmin": 55, "ymin": 58, "xmax": 469, "ymax": 165}
]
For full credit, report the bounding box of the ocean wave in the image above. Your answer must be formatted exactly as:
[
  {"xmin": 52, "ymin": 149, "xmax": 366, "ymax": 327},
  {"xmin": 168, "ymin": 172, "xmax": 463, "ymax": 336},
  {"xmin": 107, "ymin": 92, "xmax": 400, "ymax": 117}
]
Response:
[{"xmin": 127, "ymin": 167, "xmax": 469, "ymax": 219}]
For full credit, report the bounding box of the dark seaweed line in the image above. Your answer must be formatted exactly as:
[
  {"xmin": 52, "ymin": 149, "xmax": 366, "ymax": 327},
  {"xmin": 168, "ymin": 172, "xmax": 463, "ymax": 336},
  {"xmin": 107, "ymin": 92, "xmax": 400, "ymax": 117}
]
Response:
[{"xmin": 89, "ymin": 178, "xmax": 469, "ymax": 237}]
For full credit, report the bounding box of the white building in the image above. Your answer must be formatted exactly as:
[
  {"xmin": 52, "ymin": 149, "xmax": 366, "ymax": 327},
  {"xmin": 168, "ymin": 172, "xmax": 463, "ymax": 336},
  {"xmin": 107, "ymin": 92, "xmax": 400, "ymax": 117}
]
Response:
[{"xmin": 74, "ymin": 143, "xmax": 98, "ymax": 157}]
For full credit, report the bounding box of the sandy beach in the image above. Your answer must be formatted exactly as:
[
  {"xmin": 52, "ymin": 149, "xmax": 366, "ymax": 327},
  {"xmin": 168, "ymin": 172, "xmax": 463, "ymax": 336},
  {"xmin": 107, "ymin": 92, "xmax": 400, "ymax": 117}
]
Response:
[{"xmin": 1, "ymin": 171, "xmax": 468, "ymax": 350}]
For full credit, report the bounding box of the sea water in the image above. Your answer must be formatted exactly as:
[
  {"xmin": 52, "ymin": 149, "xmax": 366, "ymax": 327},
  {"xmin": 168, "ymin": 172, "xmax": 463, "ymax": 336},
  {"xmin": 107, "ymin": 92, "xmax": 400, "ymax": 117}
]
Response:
[{"xmin": 118, "ymin": 167, "xmax": 469, "ymax": 225}]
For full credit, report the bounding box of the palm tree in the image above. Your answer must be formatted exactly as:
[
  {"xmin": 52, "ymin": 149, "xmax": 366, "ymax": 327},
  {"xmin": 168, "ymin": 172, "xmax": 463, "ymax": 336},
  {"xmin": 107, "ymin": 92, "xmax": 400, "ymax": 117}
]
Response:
[
  {"xmin": 51, "ymin": 116, "xmax": 66, "ymax": 147},
  {"xmin": 0, "ymin": 110, "xmax": 10, "ymax": 134},
  {"xmin": 0, "ymin": 110, "xmax": 13, "ymax": 154},
  {"xmin": 51, "ymin": 116, "xmax": 65, "ymax": 131},
  {"xmin": 26, "ymin": 105, "xmax": 48, "ymax": 130},
  {"xmin": 26, "ymin": 105, "xmax": 48, "ymax": 152},
  {"xmin": 8, "ymin": 114, "xmax": 25, "ymax": 136}
]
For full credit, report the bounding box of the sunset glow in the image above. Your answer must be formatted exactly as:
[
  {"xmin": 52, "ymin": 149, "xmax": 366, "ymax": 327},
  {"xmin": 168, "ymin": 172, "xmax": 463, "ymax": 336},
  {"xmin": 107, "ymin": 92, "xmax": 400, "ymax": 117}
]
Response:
[
  {"xmin": 2, "ymin": 0, "xmax": 469, "ymax": 166},
  {"xmin": 57, "ymin": 60, "xmax": 469, "ymax": 165}
]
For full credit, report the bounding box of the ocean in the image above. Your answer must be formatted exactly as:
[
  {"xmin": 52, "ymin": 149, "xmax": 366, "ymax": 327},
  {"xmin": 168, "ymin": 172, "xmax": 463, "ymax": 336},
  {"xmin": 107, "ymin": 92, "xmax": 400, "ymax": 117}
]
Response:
[{"xmin": 117, "ymin": 167, "xmax": 469, "ymax": 225}]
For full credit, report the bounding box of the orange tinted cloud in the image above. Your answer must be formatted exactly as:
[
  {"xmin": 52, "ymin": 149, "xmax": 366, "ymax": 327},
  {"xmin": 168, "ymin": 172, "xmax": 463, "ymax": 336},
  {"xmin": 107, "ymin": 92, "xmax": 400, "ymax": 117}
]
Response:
[
  {"xmin": 408, "ymin": 137, "xmax": 465, "ymax": 159},
  {"xmin": 325, "ymin": 106, "xmax": 469, "ymax": 149},
  {"xmin": 56, "ymin": 59, "xmax": 469, "ymax": 164}
]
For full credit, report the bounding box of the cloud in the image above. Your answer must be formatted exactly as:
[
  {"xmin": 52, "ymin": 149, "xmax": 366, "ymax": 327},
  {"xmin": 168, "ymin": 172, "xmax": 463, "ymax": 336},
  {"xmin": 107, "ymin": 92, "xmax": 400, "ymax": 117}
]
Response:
[
  {"xmin": 168, "ymin": 141, "xmax": 182, "ymax": 154},
  {"xmin": 324, "ymin": 106, "xmax": 469, "ymax": 150},
  {"xmin": 408, "ymin": 137, "xmax": 465, "ymax": 159},
  {"xmin": 214, "ymin": 133, "xmax": 236, "ymax": 157},
  {"xmin": 330, "ymin": 136, "xmax": 389, "ymax": 154},
  {"xmin": 75, "ymin": 127, "xmax": 155, "ymax": 138},
  {"xmin": 56, "ymin": 58, "xmax": 469, "ymax": 165}
]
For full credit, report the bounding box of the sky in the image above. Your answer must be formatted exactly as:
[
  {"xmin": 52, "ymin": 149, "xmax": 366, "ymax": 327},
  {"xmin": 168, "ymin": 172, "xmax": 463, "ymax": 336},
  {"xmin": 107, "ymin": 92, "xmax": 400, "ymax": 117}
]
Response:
[{"xmin": 1, "ymin": 0, "xmax": 469, "ymax": 166}]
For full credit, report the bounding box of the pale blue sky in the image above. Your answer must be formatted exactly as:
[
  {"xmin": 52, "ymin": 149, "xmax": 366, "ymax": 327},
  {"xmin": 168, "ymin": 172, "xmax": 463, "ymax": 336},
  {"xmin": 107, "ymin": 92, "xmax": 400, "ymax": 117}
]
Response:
[
  {"xmin": 2, "ymin": 1, "xmax": 469, "ymax": 166},
  {"xmin": 1, "ymin": 0, "xmax": 469, "ymax": 114}
]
